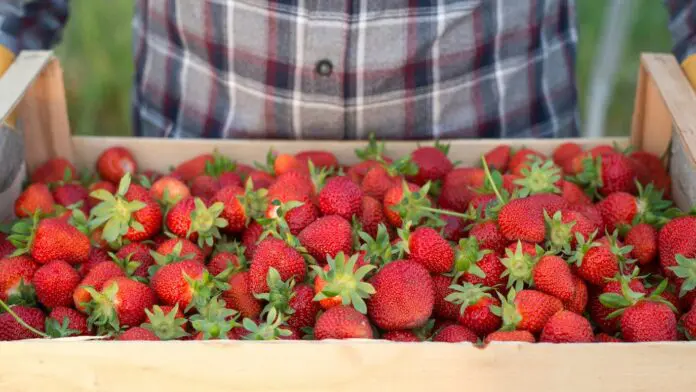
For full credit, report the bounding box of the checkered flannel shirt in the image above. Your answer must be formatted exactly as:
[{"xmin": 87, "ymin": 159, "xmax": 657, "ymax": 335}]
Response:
[{"xmin": 2, "ymin": 0, "xmax": 696, "ymax": 140}]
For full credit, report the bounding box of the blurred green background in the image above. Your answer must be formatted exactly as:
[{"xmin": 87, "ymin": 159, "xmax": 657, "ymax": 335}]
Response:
[{"xmin": 54, "ymin": 0, "xmax": 673, "ymax": 138}]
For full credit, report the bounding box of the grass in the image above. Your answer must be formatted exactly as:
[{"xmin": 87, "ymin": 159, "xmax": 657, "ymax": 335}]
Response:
[{"xmin": 54, "ymin": 0, "xmax": 673, "ymax": 138}]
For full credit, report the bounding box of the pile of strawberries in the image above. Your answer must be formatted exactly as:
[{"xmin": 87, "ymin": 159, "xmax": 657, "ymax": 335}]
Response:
[{"xmin": 0, "ymin": 134, "xmax": 694, "ymax": 344}]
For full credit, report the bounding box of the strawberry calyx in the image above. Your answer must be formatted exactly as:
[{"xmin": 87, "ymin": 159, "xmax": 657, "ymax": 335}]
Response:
[
  {"xmin": 142, "ymin": 304, "xmax": 189, "ymax": 340},
  {"xmin": 187, "ymin": 198, "xmax": 228, "ymax": 248},
  {"xmin": 82, "ymin": 281, "xmax": 122, "ymax": 334},
  {"xmin": 108, "ymin": 251, "xmax": 146, "ymax": 283},
  {"xmin": 253, "ymin": 149, "xmax": 277, "ymax": 176},
  {"xmin": 147, "ymin": 241, "xmax": 195, "ymax": 277},
  {"xmin": 567, "ymin": 155, "xmax": 602, "ymax": 200},
  {"xmin": 599, "ymin": 278, "xmax": 677, "ymax": 319},
  {"xmin": 7, "ymin": 212, "xmax": 41, "ymax": 258},
  {"xmin": 190, "ymin": 296, "xmax": 240, "ymax": 340},
  {"xmin": 242, "ymin": 307, "xmax": 293, "ymax": 340},
  {"xmin": 390, "ymin": 180, "xmax": 444, "ymax": 227},
  {"xmin": 544, "ymin": 209, "xmax": 576, "ymax": 255},
  {"xmin": 257, "ymin": 199, "xmax": 304, "ymax": 243},
  {"xmin": 380, "ymin": 155, "xmax": 418, "ymax": 178},
  {"xmin": 355, "ymin": 132, "xmax": 386, "ymax": 162},
  {"xmin": 513, "ymin": 155, "xmax": 561, "ymax": 197},
  {"xmin": 670, "ymin": 254, "xmax": 696, "ymax": 298},
  {"xmin": 45, "ymin": 316, "xmax": 80, "ymax": 338},
  {"xmin": 254, "ymin": 267, "xmax": 297, "ymax": 317},
  {"xmin": 491, "ymin": 288, "xmax": 523, "ymax": 332},
  {"xmin": 567, "ymin": 231, "xmax": 600, "ymax": 267},
  {"xmin": 500, "ymin": 240, "xmax": 543, "ymax": 292},
  {"xmin": 184, "ymin": 269, "xmax": 230, "ymax": 312},
  {"xmin": 307, "ymin": 160, "xmax": 335, "ymax": 193},
  {"xmin": 5, "ymin": 278, "xmax": 37, "ymax": 308},
  {"xmin": 236, "ymin": 177, "xmax": 269, "ymax": 225},
  {"xmin": 310, "ymin": 252, "xmax": 376, "ymax": 314},
  {"xmin": 445, "ymin": 282, "xmax": 494, "ymax": 315},
  {"xmin": 451, "ymin": 237, "xmax": 490, "ymax": 280},
  {"xmin": 633, "ymin": 182, "xmax": 679, "ymax": 228},
  {"xmin": 88, "ymin": 173, "xmax": 147, "ymax": 246},
  {"xmin": 204, "ymin": 151, "xmax": 237, "ymax": 178},
  {"xmin": 358, "ymin": 224, "xmax": 398, "ymax": 266},
  {"xmin": 479, "ymin": 156, "xmax": 513, "ymax": 220},
  {"xmin": 605, "ymin": 230, "xmax": 635, "ymax": 268}
]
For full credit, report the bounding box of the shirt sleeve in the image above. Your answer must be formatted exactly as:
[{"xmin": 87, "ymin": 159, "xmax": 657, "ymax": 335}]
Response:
[{"xmin": 0, "ymin": 0, "xmax": 70, "ymax": 55}]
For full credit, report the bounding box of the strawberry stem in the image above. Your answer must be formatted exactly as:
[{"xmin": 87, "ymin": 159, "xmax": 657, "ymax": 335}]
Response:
[
  {"xmin": 0, "ymin": 299, "xmax": 49, "ymax": 338},
  {"xmin": 480, "ymin": 155, "xmax": 505, "ymax": 204}
]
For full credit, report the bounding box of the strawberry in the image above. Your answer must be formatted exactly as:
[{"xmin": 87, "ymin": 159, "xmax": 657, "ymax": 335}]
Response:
[
  {"xmin": 532, "ymin": 255, "xmax": 575, "ymax": 302},
  {"xmin": 190, "ymin": 175, "xmax": 221, "ymax": 201},
  {"xmin": 563, "ymin": 275, "xmax": 588, "ymax": 314},
  {"xmin": 31, "ymin": 158, "xmax": 77, "ymax": 184},
  {"xmin": 82, "ymin": 276, "xmax": 156, "ymax": 332},
  {"xmin": 73, "ymin": 261, "xmax": 125, "ymax": 311},
  {"xmin": 33, "ymin": 260, "xmax": 81, "ymax": 308},
  {"xmin": 594, "ymin": 333, "xmax": 623, "ymax": 342},
  {"xmin": 572, "ymin": 152, "xmax": 638, "ymax": 196},
  {"xmin": 88, "ymin": 181, "xmax": 116, "ymax": 209},
  {"xmin": 469, "ymin": 221, "xmax": 506, "ymax": 255},
  {"xmin": 0, "ymin": 255, "xmax": 38, "ymax": 302},
  {"xmin": 248, "ymin": 238, "xmax": 306, "ymax": 294},
  {"xmin": 150, "ymin": 260, "xmax": 210, "ymax": 310},
  {"xmin": 625, "ymin": 223, "xmax": 657, "ymax": 265},
  {"xmin": 118, "ymin": 327, "xmax": 160, "ymax": 341},
  {"xmin": 433, "ymin": 324, "xmax": 477, "ymax": 343},
  {"xmin": 498, "ymin": 193, "xmax": 567, "ymax": 244},
  {"xmin": 552, "ymin": 142, "xmax": 583, "ymax": 173},
  {"xmin": 241, "ymin": 222, "xmax": 264, "ymax": 260},
  {"xmin": 96, "ymin": 146, "xmax": 138, "ymax": 184},
  {"xmin": 463, "ymin": 252, "xmax": 507, "ymax": 289},
  {"xmin": 484, "ymin": 145, "xmax": 511, "ymax": 172},
  {"xmin": 207, "ymin": 250, "xmax": 244, "ymax": 277},
  {"xmin": 367, "ymin": 259, "xmax": 434, "ymax": 331},
  {"xmin": 445, "ymin": 283, "xmax": 502, "ymax": 336},
  {"xmin": 432, "ymin": 275, "xmax": 459, "ymax": 320},
  {"xmin": 113, "ymin": 242, "xmax": 155, "ymax": 279},
  {"xmin": 318, "ymin": 176, "xmax": 364, "ymax": 220},
  {"xmin": 223, "ymin": 271, "xmax": 262, "ymax": 319},
  {"xmin": 0, "ymin": 234, "xmax": 16, "ymax": 259},
  {"xmin": 165, "ymin": 197, "xmax": 227, "ymax": 247},
  {"xmin": 590, "ymin": 277, "xmax": 647, "ymax": 334},
  {"xmin": 680, "ymin": 305, "xmax": 696, "ymax": 340},
  {"xmin": 539, "ymin": 310, "xmax": 593, "ymax": 343},
  {"xmin": 559, "ymin": 180, "xmax": 591, "ymax": 206},
  {"xmin": 312, "ymin": 252, "xmax": 375, "ymax": 313},
  {"xmin": 441, "ymin": 214, "xmax": 468, "ymax": 242},
  {"xmin": 382, "ymin": 330, "xmax": 421, "ymax": 342},
  {"xmin": 149, "ymin": 176, "xmax": 191, "ymax": 205},
  {"xmin": 568, "ymin": 145, "xmax": 616, "ymax": 175},
  {"xmin": 211, "ymin": 181, "xmax": 267, "ymax": 234},
  {"xmin": 172, "ymin": 154, "xmax": 215, "ymax": 182},
  {"xmin": 9, "ymin": 216, "xmax": 90, "ymax": 265},
  {"xmin": 0, "ymin": 306, "xmax": 45, "ymax": 340},
  {"xmin": 295, "ymin": 150, "xmax": 338, "ymax": 169},
  {"xmin": 659, "ymin": 216, "xmax": 696, "ymax": 281},
  {"xmin": 140, "ymin": 304, "xmax": 188, "ymax": 340},
  {"xmin": 254, "ymin": 269, "xmax": 320, "ymax": 331},
  {"xmin": 437, "ymin": 168, "xmax": 481, "ymax": 212},
  {"xmin": 361, "ymin": 166, "xmax": 403, "ymax": 201},
  {"xmin": 568, "ymin": 203, "xmax": 605, "ymax": 233},
  {"xmin": 512, "ymin": 156, "xmax": 562, "ymax": 197},
  {"xmin": 597, "ymin": 192, "xmax": 637, "ymax": 232},
  {"xmin": 359, "ymin": 196, "xmax": 386, "ymax": 238},
  {"xmin": 298, "ymin": 215, "xmax": 353, "ymax": 265},
  {"xmin": 383, "ymin": 182, "xmax": 420, "ymax": 227},
  {"xmin": 544, "ymin": 209, "xmax": 598, "ymax": 254},
  {"xmin": 399, "ymin": 225, "xmax": 454, "ymax": 274},
  {"xmin": 48, "ymin": 306, "xmax": 89, "ymax": 336},
  {"xmin": 52, "ymin": 183, "xmax": 89, "ymax": 213},
  {"xmin": 274, "ymin": 153, "xmax": 307, "ymax": 176},
  {"xmin": 407, "ymin": 145, "xmax": 453, "ymax": 186},
  {"xmin": 629, "ymin": 151, "xmax": 670, "ymax": 193},
  {"xmin": 268, "ymin": 171, "xmax": 315, "ymax": 199},
  {"xmin": 153, "ymin": 238, "xmax": 206, "ymax": 265},
  {"xmin": 286, "ymin": 284, "xmax": 321, "ymax": 330},
  {"xmin": 14, "ymin": 183, "xmax": 56, "ymax": 218},
  {"xmin": 498, "ymin": 240, "xmax": 539, "ymax": 291},
  {"xmin": 314, "ymin": 305, "xmax": 374, "ymax": 340},
  {"xmin": 494, "ymin": 288, "xmax": 563, "ymax": 333},
  {"xmin": 88, "ymin": 173, "xmax": 162, "ymax": 244},
  {"xmin": 484, "ymin": 330, "xmax": 536, "ymax": 343},
  {"xmin": 621, "ymin": 300, "xmax": 678, "ymax": 342},
  {"xmin": 508, "ymin": 148, "xmax": 546, "ymax": 176}
]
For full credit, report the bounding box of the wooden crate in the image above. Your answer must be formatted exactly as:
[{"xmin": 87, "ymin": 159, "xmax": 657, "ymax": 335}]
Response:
[{"xmin": 0, "ymin": 51, "xmax": 696, "ymax": 392}]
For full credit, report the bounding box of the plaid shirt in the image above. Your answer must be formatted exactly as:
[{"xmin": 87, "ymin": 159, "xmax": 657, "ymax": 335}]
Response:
[{"xmin": 1, "ymin": 0, "xmax": 696, "ymax": 140}]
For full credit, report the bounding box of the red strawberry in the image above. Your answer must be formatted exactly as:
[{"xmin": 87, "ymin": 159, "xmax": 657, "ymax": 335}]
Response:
[
  {"xmin": 563, "ymin": 275, "xmax": 588, "ymax": 314},
  {"xmin": 165, "ymin": 196, "xmax": 227, "ymax": 247},
  {"xmin": 298, "ymin": 215, "xmax": 352, "ymax": 265},
  {"xmin": 484, "ymin": 145, "xmax": 511, "ymax": 172},
  {"xmin": 568, "ymin": 145, "xmax": 615, "ymax": 175},
  {"xmin": 441, "ymin": 214, "xmax": 468, "ymax": 242},
  {"xmin": 596, "ymin": 192, "xmax": 637, "ymax": 233},
  {"xmin": 0, "ymin": 306, "xmax": 45, "ymax": 340},
  {"xmin": 118, "ymin": 327, "xmax": 160, "ymax": 341},
  {"xmin": 248, "ymin": 238, "xmax": 306, "ymax": 294},
  {"xmin": 438, "ymin": 168, "xmax": 481, "ymax": 212},
  {"xmin": 318, "ymin": 176, "xmax": 364, "ymax": 220},
  {"xmin": 469, "ymin": 221, "xmax": 506, "ymax": 255},
  {"xmin": 625, "ymin": 223, "xmax": 657, "ymax": 265},
  {"xmin": 286, "ymin": 284, "xmax": 321, "ymax": 330},
  {"xmin": 433, "ymin": 324, "xmax": 477, "ymax": 343},
  {"xmin": 659, "ymin": 216, "xmax": 696, "ymax": 280},
  {"xmin": 590, "ymin": 278, "xmax": 646, "ymax": 334},
  {"xmin": 680, "ymin": 305, "xmax": 696, "ymax": 339},
  {"xmin": 154, "ymin": 238, "xmax": 205, "ymax": 265},
  {"xmin": 313, "ymin": 305, "xmax": 374, "ymax": 340},
  {"xmin": 576, "ymin": 152, "xmax": 638, "ymax": 196},
  {"xmin": 14, "ymin": 183, "xmax": 56, "ymax": 218},
  {"xmin": 463, "ymin": 253, "xmax": 507, "ymax": 289},
  {"xmin": 621, "ymin": 300, "xmax": 677, "ymax": 342},
  {"xmin": 150, "ymin": 260, "xmax": 207, "ymax": 310},
  {"xmin": 496, "ymin": 289, "xmax": 563, "ymax": 333},
  {"xmin": 433, "ymin": 275, "xmax": 459, "ymax": 321},
  {"xmin": 189, "ymin": 175, "xmax": 221, "ymax": 201},
  {"xmin": 407, "ymin": 145, "xmax": 453, "ymax": 185},
  {"xmin": 172, "ymin": 154, "xmax": 215, "ymax": 182},
  {"xmin": 207, "ymin": 251, "xmax": 243, "ymax": 277},
  {"xmin": 295, "ymin": 150, "xmax": 338, "ymax": 169},
  {"xmin": 383, "ymin": 330, "xmax": 420, "ymax": 342},
  {"xmin": 0, "ymin": 255, "xmax": 39, "ymax": 302},
  {"xmin": 0, "ymin": 234, "xmax": 15, "ymax": 259},
  {"xmin": 33, "ymin": 260, "xmax": 81, "ymax": 308},
  {"xmin": 544, "ymin": 209, "xmax": 598, "ymax": 252},
  {"xmin": 446, "ymin": 283, "xmax": 501, "ymax": 336},
  {"xmin": 361, "ymin": 166, "xmax": 401, "ymax": 201},
  {"xmin": 245, "ymin": 170, "xmax": 275, "ymax": 190},
  {"xmin": 359, "ymin": 196, "xmax": 386, "ymax": 238},
  {"xmin": 268, "ymin": 171, "xmax": 314, "ymax": 199},
  {"xmin": 96, "ymin": 146, "xmax": 138, "ymax": 184},
  {"xmin": 73, "ymin": 261, "xmax": 125, "ymax": 312},
  {"xmin": 31, "ymin": 158, "xmax": 77, "ymax": 184},
  {"xmin": 498, "ymin": 194, "xmax": 567, "ymax": 243},
  {"xmin": 223, "ymin": 271, "xmax": 262, "ymax": 319},
  {"xmin": 553, "ymin": 142, "xmax": 583, "ymax": 170},
  {"xmin": 533, "ymin": 255, "xmax": 575, "ymax": 302},
  {"xmin": 241, "ymin": 222, "xmax": 264, "ymax": 260},
  {"xmin": 560, "ymin": 180, "xmax": 591, "ymax": 206},
  {"xmin": 539, "ymin": 310, "xmax": 593, "ymax": 343},
  {"xmin": 274, "ymin": 153, "xmax": 307, "ymax": 176},
  {"xmin": 83, "ymin": 276, "xmax": 156, "ymax": 331},
  {"xmin": 48, "ymin": 306, "xmax": 89, "ymax": 336},
  {"xmin": 401, "ymin": 226, "xmax": 454, "ymax": 274},
  {"xmin": 149, "ymin": 176, "xmax": 191, "ymax": 205},
  {"xmin": 630, "ymin": 151, "xmax": 670, "ymax": 194},
  {"xmin": 9, "ymin": 217, "xmax": 90, "ymax": 265},
  {"xmin": 508, "ymin": 148, "xmax": 546, "ymax": 176},
  {"xmin": 484, "ymin": 330, "xmax": 536, "ymax": 343},
  {"xmin": 594, "ymin": 333, "xmax": 623, "ymax": 342},
  {"xmin": 114, "ymin": 242, "xmax": 155, "ymax": 278},
  {"xmin": 383, "ymin": 182, "xmax": 420, "ymax": 227},
  {"xmin": 212, "ymin": 182, "xmax": 266, "ymax": 234},
  {"xmin": 367, "ymin": 260, "xmax": 434, "ymax": 331},
  {"xmin": 571, "ymin": 239, "xmax": 622, "ymax": 286},
  {"xmin": 568, "ymin": 203, "xmax": 605, "ymax": 233},
  {"xmin": 52, "ymin": 183, "xmax": 89, "ymax": 213}
]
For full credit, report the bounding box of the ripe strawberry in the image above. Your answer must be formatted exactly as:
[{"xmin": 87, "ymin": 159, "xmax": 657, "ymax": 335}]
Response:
[
  {"xmin": 87, "ymin": 181, "xmax": 116, "ymax": 209},
  {"xmin": 484, "ymin": 330, "xmax": 536, "ymax": 343},
  {"xmin": 359, "ymin": 196, "xmax": 386, "ymax": 238},
  {"xmin": 400, "ymin": 226, "xmax": 454, "ymax": 274},
  {"xmin": 498, "ymin": 193, "xmax": 567, "ymax": 243},
  {"xmin": 544, "ymin": 209, "xmax": 598, "ymax": 253},
  {"xmin": 48, "ymin": 306, "xmax": 89, "ymax": 336},
  {"xmin": 245, "ymin": 170, "xmax": 275, "ymax": 190},
  {"xmin": 312, "ymin": 252, "xmax": 374, "ymax": 313},
  {"xmin": 659, "ymin": 216, "xmax": 696, "ymax": 280},
  {"xmin": 113, "ymin": 242, "xmax": 155, "ymax": 279},
  {"xmin": 568, "ymin": 203, "xmax": 605, "ymax": 233},
  {"xmin": 383, "ymin": 330, "xmax": 420, "ymax": 342},
  {"xmin": 314, "ymin": 305, "xmax": 374, "ymax": 340},
  {"xmin": 625, "ymin": 223, "xmax": 657, "ymax": 265},
  {"xmin": 508, "ymin": 148, "xmax": 546, "ymax": 176},
  {"xmin": 559, "ymin": 180, "xmax": 591, "ymax": 206},
  {"xmin": 438, "ymin": 168, "xmax": 481, "ymax": 212},
  {"xmin": 118, "ymin": 327, "xmax": 160, "ymax": 341},
  {"xmin": 286, "ymin": 284, "xmax": 321, "ymax": 330},
  {"xmin": 9, "ymin": 216, "xmax": 90, "ymax": 265},
  {"xmin": 590, "ymin": 277, "xmax": 646, "ymax": 334},
  {"xmin": 165, "ymin": 196, "xmax": 227, "ymax": 247},
  {"xmin": 268, "ymin": 171, "xmax": 315, "ymax": 199},
  {"xmin": 533, "ymin": 255, "xmax": 575, "ymax": 302},
  {"xmin": 211, "ymin": 182, "xmax": 266, "ymax": 234},
  {"xmin": 367, "ymin": 260, "xmax": 434, "ymax": 331},
  {"xmin": 563, "ymin": 275, "xmax": 588, "ymax": 314},
  {"xmin": 594, "ymin": 333, "xmax": 623, "ymax": 342},
  {"xmin": 139, "ymin": 304, "xmax": 189, "ymax": 340},
  {"xmin": 248, "ymin": 238, "xmax": 306, "ymax": 294},
  {"xmin": 73, "ymin": 261, "xmax": 125, "ymax": 311},
  {"xmin": 552, "ymin": 142, "xmax": 583, "ymax": 173},
  {"xmin": 150, "ymin": 260, "xmax": 208, "ymax": 310},
  {"xmin": 33, "ymin": 260, "xmax": 81, "ymax": 308},
  {"xmin": 318, "ymin": 176, "xmax": 364, "ymax": 220},
  {"xmin": 361, "ymin": 166, "xmax": 401, "ymax": 201},
  {"xmin": 620, "ymin": 300, "xmax": 678, "ymax": 342},
  {"xmin": 153, "ymin": 238, "xmax": 206, "ymax": 265},
  {"xmin": 539, "ymin": 310, "xmax": 593, "ymax": 343},
  {"xmin": 445, "ymin": 283, "xmax": 501, "ymax": 336},
  {"xmin": 52, "ymin": 183, "xmax": 89, "ymax": 213},
  {"xmin": 463, "ymin": 252, "xmax": 507, "ymax": 289},
  {"xmin": 274, "ymin": 153, "xmax": 307, "ymax": 176},
  {"xmin": 574, "ymin": 152, "xmax": 638, "ymax": 196},
  {"xmin": 0, "ymin": 255, "xmax": 38, "ymax": 302},
  {"xmin": 172, "ymin": 154, "xmax": 214, "ymax": 182},
  {"xmin": 0, "ymin": 234, "xmax": 15, "ymax": 259},
  {"xmin": 31, "ymin": 158, "xmax": 77, "ymax": 184},
  {"xmin": 14, "ymin": 183, "xmax": 56, "ymax": 218},
  {"xmin": 407, "ymin": 145, "xmax": 453, "ymax": 186},
  {"xmin": 383, "ymin": 182, "xmax": 420, "ymax": 227},
  {"xmin": 223, "ymin": 271, "xmax": 262, "ymax": 319},
  {"xmin": 149, "ymin": 176, "xmax": 191, "ymax": 205},
  {"xmin": 484, "ymin": 145, "xmax": 511, "ymax": 172},
  {"xmin": 432, "ymin": 275, "xmax": 459, "ymax": 320},
  {"xmin": 82, "ymin": 276, "xmax": 156, "ymax": 331},
  {"xmin": 433, "ymin": 324, "xmax": 478, "ymax": 343},
  {"xmin": 207, "ymin": 250, "xmax": 244, "ymax": 277},
  {"xmin": 495, "ymin": 289, "xmax": 563, "ymax": 333},
  {"xmin": 0, "ymin": 306, "xmax": 45, "ymax": 340},
  {"xmin": 441, "ymin": 214, "xmax": 468, "ymax": 242},
  {"xmin": 241, "ymin": 222, "xmax": 264, "ymax": 260},
  {"xmin": 469, "ymin": 221, "xmax": 506, "ymax": 255},
  {"xmin": 298, "ymin": 215, "xmax": 352, "ymax": 265},
  {"xmin": 96, "ymin": 146, "xmax": 138, "ymax": 184},
  {"xmin": 295, "ymin": 150, "xmax": 338, "ymax": 169},
  {"xmin": 680, "ymin": 305, "xmax": 696, "ymax": 340},
  {"xmin": 597, "ymin": 192, "xmax": 637, "ymax": 232},
  {"xmin": 630, "ymin": 150, "xmax": 670, "ymax": 193},
  {"xmin": 89, "ymin": 173, "xmax": 162, "ymax": 244}
]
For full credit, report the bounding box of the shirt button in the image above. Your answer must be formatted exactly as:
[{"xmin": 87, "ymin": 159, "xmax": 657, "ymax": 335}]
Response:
[{"xmin": 315, "ymin": 59, "xmax": 333, "ymax": 77}]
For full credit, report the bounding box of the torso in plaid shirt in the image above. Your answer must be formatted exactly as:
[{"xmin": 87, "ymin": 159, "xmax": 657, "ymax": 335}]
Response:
[{"xmin": 2, "ymin": 0, "xmax": 696, "ymax": 140}]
